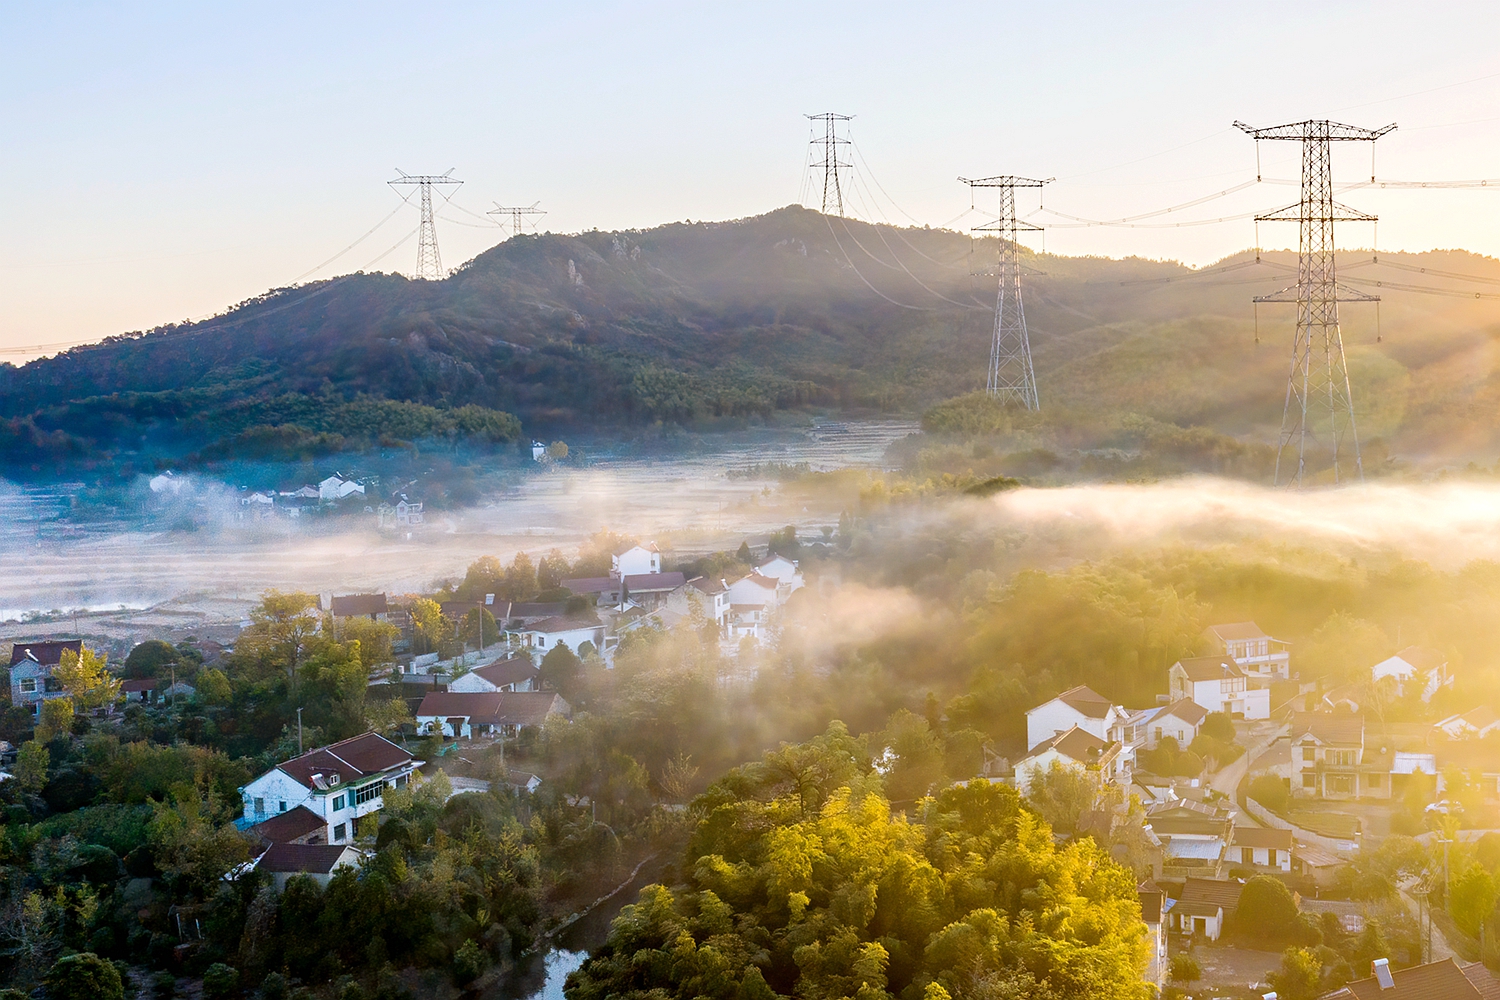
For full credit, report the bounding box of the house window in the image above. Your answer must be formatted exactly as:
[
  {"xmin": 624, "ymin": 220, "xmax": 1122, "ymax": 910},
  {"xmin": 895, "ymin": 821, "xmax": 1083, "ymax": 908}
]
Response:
[
  {"xmin": 18, "ymin": 679, "xmax": 35, "ymax": 694},
  {"xmin": 279, "ymin": 801, "xmax": 287, "ymax": 812},
  {"xmin": 395, "ymin": 775, "xmax": 407, "ymax": 787},
  {"xmin": 332, "ymin": 794, "xmax": 345, "ymax": 811},
  {"xmin": 333, "ymin": 823, "xmax": 346, "ymax": 842},
  {"xmin": 355, "ymin": 781, "xmax": 385, "ymax": 805},
  {"xmin": 254, "ymin": 797, "xmax": 264, "ymax": 814},
  {"xmin": 1367, "ymin": 773, "xmax": 1382, "ymax": 789},
  {"xmin": 1302, "ymin": 747, "xmax": 1316, "ymax": 762},
  {"xmin": 1303, "ymin": 774, "xmax": 1316, "ymax": 788},
  {"xmin": 1328, "ymin": 775, "xmax": 1354, "ymax": 794},
  {"xmin": 1242, "ymin": 847, "xmax": 1254, "ymax": 864},
  {"xmin": 1330, "ymin": 750, "xmax": 1355, "ymax": 767}
]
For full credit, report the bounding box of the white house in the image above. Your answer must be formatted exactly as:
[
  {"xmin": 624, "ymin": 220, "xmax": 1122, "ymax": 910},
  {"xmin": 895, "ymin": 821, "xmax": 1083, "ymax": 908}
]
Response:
[
  {"xmin": 1139, "ymin": 882, "xmax": 1168, "ymax": 990},
  {"xmin": 1169, "ymin": 656, "xmax": 1270, "ymax": 720},
  {"xmin": 149, "ymin": 471, "xmax": 185, "ymax": 494},
  {"xmin": 1371, "ymin": 646, "xmax": 1450, "ymax": 702},
  {"xmin": 1143, "ymin": 699, "xmax": 1209, "ymax": 749},
  {"xmin": 1437, "ymin": 706, "xmax": 1500, "ymax": 740},
  {"xmin": 1014, "ymin": 725, "xmax": 1124, "ymax": 788},
  {"xmin": 449, "ymin": 657, "xmax": 540, "ymax": 694},
  {"xmin": 1025, "ymin": 685, "xmax": 1129, "ymax": 751},
  {"xmin": 531, "ymin": 440, "xmax": 547, "ymax": 461},
  {"xmin": 1204, "ymin": 621, "xmax": 1290, "ymax": 681},
  {"xmin": 669, "ymin": 577, "xmax": 730, "ymax": 629},
  {"xmin": 240, "ymin": 733, "xmax": 420, "ymax": 846},
  {"xmin": 416, "ymin": 691, "xmax": 571, "ymax": 739},
  {"xmin": 1167, "ymin": 877, "xmax": 1243, "ymax": 942},
  {"xmin": 8, "ymin": 640, "xmax": 82, "ymax": 715},
  {"xmin": 725, "ymin": 572, "xmax": 782, "ymax": 640},
  {"xmin": 754, "ymin": 555, "xmax": 805, "ymax": 600},
  {"xmin": 515, "ymin": 614, "xmax": 605, "ymax": 656},
  {"xmin": 1146, "ymin": 803, "xmax": 1235, "ymax": 881},
  {"xmin": 613, "ymin": 543, "xmax": 661, "ymax": 578},
  {"xmin": 254, "ymin": 843, "xmax": 362, "ymax": 890},
  {"xmin": 1230, "ymin": 826, "xmax": 1293, "ymax": 872},
  {"xmin": 318, "ymin": 475, "xmax": 365, "ymax": 501}
]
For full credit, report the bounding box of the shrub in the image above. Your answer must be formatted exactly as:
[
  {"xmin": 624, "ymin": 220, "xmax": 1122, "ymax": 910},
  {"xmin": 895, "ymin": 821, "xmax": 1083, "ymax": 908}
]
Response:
[
  {"xmin": 452, "ymin": 938, "xmax": 489, "ymax": 985},
  {"xmin": 1169, "ymin": 953, "xmax": 1202, "ymax": 982},
  {"xmin": 1250, "ymin": 774, "xmax": 1291, "ymax": 813},
  {"xmin": 202, "ymin": 963, "xmax": 239, "ymax": 999},
  {"xmin": 1201, "ymin": 711, "xmax": 1237, "ymax": 743},
  {"xmin": 45, "ymin": 952, "xmax": 124, "ymax": 1000}
]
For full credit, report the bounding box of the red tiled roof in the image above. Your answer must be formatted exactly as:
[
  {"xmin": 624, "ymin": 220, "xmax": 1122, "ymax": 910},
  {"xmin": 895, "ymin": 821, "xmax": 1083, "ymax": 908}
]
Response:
[
  {"xmin": 1050, "ymin": 685, "xmax": 1114, "ymax": 719},
  {"xmin": 523, "ymin": 614, "xmax": 602, "ymax": 635},
  {"xmin": 560, "ymin": 577, "xmax": 614, "ymax": 594},
  {"xmin": 1232, "ymin": 826, "xmax": 1293, "ymax": 850},
  {"xmin": 1152, "ymin": 698, "xmax": 1208, "ymax": 727},
  {"xmin": 1179, "ymin": 877, "xmax": 1244, "ymax": 909},
  {"xmin": 1292, "ymin": 712, "xmax": 1365, "ymax": 748},
  {"xmin": 1206, "ymin": 622, "xmax": 1272, "ymax": 641},
  {"xmin": 1341, "ymin": 958, "xmax": 1482, "ymax": 999},
  {"xmin": 9, "ymin": 640, "xmax": 83, "ymax": 667},
  {"xmin": 1393, "ymin": 645, "xmax": 1447, "ymax": 673},
  {"xmin": 249, "ymin": 806, "xmax": 326, "ymax": 844},
  {"xmin": 256, "ymin": 843, "xmax": 356, "ymax": 875},
  {"xmin": 330, "ymin": 593, "xmax": 387, "ymax": 617},
  {"xmin": 276, "ymin": 732, "xmax": 412, "ymax": 789},
  {"xmin": 621, "ymin": 572, "xmax": 686, "ymax": 592},
  {"xmin": 1174, "ymin": 656, "xmax": 1244, "ymax": 682},
  {"xmin": 417, "ymin": 691, "xmax": 505, "ymax": 723},
  {"xmin": 472, "ymin": 658, "xmax": 539, "ymax": 688},
  {"xmin": 120, "ymin": 678, "xmax": 158, "ymax": 692}
]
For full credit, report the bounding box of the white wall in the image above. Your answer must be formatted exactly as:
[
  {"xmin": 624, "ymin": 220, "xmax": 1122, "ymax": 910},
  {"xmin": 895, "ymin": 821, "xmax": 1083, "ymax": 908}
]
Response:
[{"xmin": 1026, "ymin": 702, "xmax": 1100, "ymax": 750}]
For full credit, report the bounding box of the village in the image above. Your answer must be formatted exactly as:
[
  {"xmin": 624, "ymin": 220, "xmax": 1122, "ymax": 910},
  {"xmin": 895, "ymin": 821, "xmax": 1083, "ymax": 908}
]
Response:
[{"xmin": 6, "ymin": 536, "xmax": 1500, "ymax": 999}]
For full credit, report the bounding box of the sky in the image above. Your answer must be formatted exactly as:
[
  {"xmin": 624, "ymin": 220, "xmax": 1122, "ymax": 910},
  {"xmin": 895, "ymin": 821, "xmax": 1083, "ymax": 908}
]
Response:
[{"xmin": 3, "ymin": 1, "xmax": 1500, "ymax": 359}]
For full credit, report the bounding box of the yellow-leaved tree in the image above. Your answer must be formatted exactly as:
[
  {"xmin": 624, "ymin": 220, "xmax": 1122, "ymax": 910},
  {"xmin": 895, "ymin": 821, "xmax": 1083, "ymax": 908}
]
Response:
[{"xmin": 55, "ymin": 646, "xmax": 121, "ymax": 713}]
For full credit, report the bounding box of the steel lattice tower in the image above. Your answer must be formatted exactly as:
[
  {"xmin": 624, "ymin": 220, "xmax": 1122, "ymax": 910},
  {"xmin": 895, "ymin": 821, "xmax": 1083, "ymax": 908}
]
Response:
[
  {"xmin": 961, "ymin": 175, "xmax": 1047, "ymax": 409},
  {"xmin": 389, "ymin": 169, "xmax": 462, "ymax": 279},
  {"xmin": 488, "ymin": 201, "xmax": 546, "ymax": 238},
  {"xmin": 1235, "ymin": 120, "xmax": 1394, "ymax": 487},
  {"xmin": 805, "ymin": 112, "xmax": 853, "ymax": 216}
]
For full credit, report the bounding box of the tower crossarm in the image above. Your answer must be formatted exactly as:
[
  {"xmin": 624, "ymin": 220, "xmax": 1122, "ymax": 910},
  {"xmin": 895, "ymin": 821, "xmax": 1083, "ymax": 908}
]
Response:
[
  {"xmin": 1255, "ymin": 199, "xmax": 1379, "ymax": 223},
  {"xmin": 958, "ymin": 175, "xmax": 1050, "ymax": 188},
  {"xmin": 1233, "ymin": 119, "xmax": 1397, "ymax": 142},
  {"xmin": 1253, "ymin": 283, "xmax": 1379, "ymax": 304}
]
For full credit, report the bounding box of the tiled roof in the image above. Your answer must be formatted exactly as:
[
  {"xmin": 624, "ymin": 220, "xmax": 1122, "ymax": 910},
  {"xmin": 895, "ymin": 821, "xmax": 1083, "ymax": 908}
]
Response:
[
  {"xmin": 8, "ymin": 640, "xmax": 82, "ymax": 667},
  {"xmin": 1179, "ymin": 877, "xmax": 1244, "ymax": 909},
  {"xmin": 1048, "ymin": 685, "xmax": 1114, "ymax": 719},
  {"xmin": 1462, "ymin": 962, "xmax": 1500, "ymax": 1000},
  {"xmin": 1393, "ymin": 645, "xmax": 1447, "ymax": 673},
  {"xmin": 1174, "ymin": 656, "xmax": 1243, "ymax": 682},
  {"xmin": 249, "ymin": 806, "xmax": 327, "ymax": 844},
  {"xmin": 1138, "ymin": 882, "xmax": 1164, "ymax": 923},
  {"xmin": 1022, "ymin": 725, "xmax": 1112, "ymax": 765},
  {"xmin": 1340, "ymin": 958, "xmax": 1482, "ymax": 999},
  {"xmin": 472, "ymin": 658, "xmax": 539, "ymax": 688},
  {"xmin": 621, "ymin": 572, "xmax": 687, "ymax": 592},
  {"xmin": 256, "ymin": 843, "xmax": 356, "ymax": 875},
  {"xmin": 1291, "ymin": 712, "xmax": 1365, "ymax": 748},
  {"xmin": 1443, "ymin": 706, "xmax": 1500, "ymax": 731},
  {"xmin": 276, "ymin": 732, "xmax": 413, "ymax": 789},
  {"xmin": 1149, "ymin": 815, "xmax": 1229, "ymax": 838},
  {"xmin": 417, "ymin": 692, "xmax": 506, "ymax": 723},
  {"xmin": 494, "ymin": 692, "xmax": 570, "ymax": 727},
  {"xmin": 560, "ymin": 577, "xmax": 614, "ymax": 594},
  {"xmin": 1151, "ymin": 698, "xmax": 1208, "ymax": 727},
  {"xmin": 1206, "ymin": 622, "xmax": 1272, "ymax": 641},
  {"xmin": 522, "ymin": 614, "xmax": 603, "ymax": 635},
  {"xmin": 1232, "ymin": 826, "xmax": 1293, "ymax": 850},
  {"xmin": 330, "ymin": 593, "xmax": 387, "ymax": 617},
  {"xmin": 120, "ymin": 678, "xmax": 158, "ymax": 692}
]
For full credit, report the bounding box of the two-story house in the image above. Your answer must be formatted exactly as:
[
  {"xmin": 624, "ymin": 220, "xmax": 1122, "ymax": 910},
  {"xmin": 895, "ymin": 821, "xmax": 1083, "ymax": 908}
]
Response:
[
  {"xmin": 1289, "ymin": 712, "xmax": 1382, "ymax": 799},
  {"xmin": 1025, "ymin": 685, "xmax": 1130, "ymax": 751},
  {"xmin": 562, "ymin": 542, "xmax": 687, "ymax": 611},
  {"xmin": 240, "ymin": 732, "xmax": 420, "ymax": 845},
  {"xmin": 1142, "ymin": 699, "xmax": 1209, "ymax": 749},
  {"xmin": 8, "ymin": 640, "xmax": 82, "ymax": 715},
  {"xmin": 1371, "ymin": 646, "xmax": 1451, "ymax": 702},
  {"xmin": 725, "ymin": 572, "xmax": 782, "ymax": 640},
  {"xmin": 515, "ymin": 614, "xmax": 605, "ymax": 657},
  {"xmin": 1204, "ymin": 621, "xmax": 1291, "ymax": 682},
  {"xmin": 1013, "ymin": 725, "xmax": 1125, "ymax": 788},
  {"xmin": 754, "ymin": 555, "xmax": 805, "ymax": 601},
  {"xmin": 1169, "ymin": 656, "xmax": 1270, "ymax": 720},
  {"xmin": 1146, "ymin": 800, "xmax": 1236, "ymax": 880}
]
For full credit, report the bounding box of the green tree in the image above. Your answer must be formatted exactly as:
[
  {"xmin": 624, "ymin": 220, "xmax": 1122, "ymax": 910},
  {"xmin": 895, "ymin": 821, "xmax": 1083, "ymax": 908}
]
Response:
[
  {"xmin": 1025, "ymin": 761, "xmax": 1098, "ymax": 835},
  {"xmin": 35, "ymin": 698, "xmax": 74, "ymax": 742},
  {"xmin": 502, "ymin": 552, "xmax": 538, "ymax": 601},
  {"xmin": 196, "ymin": 667, "xmax": 232, "ymax": 706},
  {"xmin": 239, "ymin": 590, "xmax": 322, "ymax": 691},
  {"xmin": 1451, "ymin": 862, "xmax": 1497, "ymax": 939},
  {"xmin": 871, "ymin": 709, "xmax": 946, "ymax": 803},
  {"xmin": 539, "ymin": 643, "xmax": 582, "ymax": 699},
  {"xmin": 336, "ymin": 614, "xmax": 400, "ymax": 666},
  {"xmin": 1299, "ymin": 612, "xmax": 1389, "ymax": 685},
  {"xmin": 408, "ymin": 598, "xmax": 453, "ymax": 656},
  {"xmin": 461, "ymin": 607, "xmax": 500, "ymax": 647},
  {"xmin": 736, "ymin": 540, "xmax": 753, "ymax": 564},
  {"xmin": 14, "ymin": 740, "xmax": 49, "ymax": 792},
  {"xmin": 44, "ymin": 952, "xmax": 124, "ymax": 1000},
  {"xmin": 123, "ymin": 639, "xmax": 179, "ymax": 679},
  {"xmin": 1200, "ymin": 711, "xmax": 1236, "ymax": 743},
  {"xmin": 1250, "ymin": 774, "xmax": 1290, "ymax": 813},
  {"xmin": 1232, "ymin": 876, "xmax": 1305, "ymax": 947},
  {"xmin": 1169, "ymin": 954, "xmax": 1201, "ymax": 982},
  {"xmin": 1267, "ymin": 947, "xmax": 1324, "ymax": 1000},
  {"xmin": 202, "ymin": 963, "xmax": 239, "ymax": 1000},
  {"xmin": 55, "ymin": 646, "xmax": 122, "ymax": 712}
]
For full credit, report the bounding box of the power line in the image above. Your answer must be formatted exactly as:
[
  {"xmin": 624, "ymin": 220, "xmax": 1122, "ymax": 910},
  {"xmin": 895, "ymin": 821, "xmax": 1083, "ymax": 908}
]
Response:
[
  {"xmin": 487, "ymin": 202, "xmax": 547, "ymax": 238},
  {"xmin": 805, "ymin": 112, "xmax": 853, "ymax": 216},
  {"xmin": 1235, "ymin": 118, "xmax": 1396, "ymax": 488},
  {"xmin": 388, "ymin": 169, "xmax": 462, "ymax": 279}
]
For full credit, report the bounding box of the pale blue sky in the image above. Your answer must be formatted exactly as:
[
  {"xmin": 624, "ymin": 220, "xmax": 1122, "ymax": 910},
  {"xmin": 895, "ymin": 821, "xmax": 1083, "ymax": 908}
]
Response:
[{"xmin": 3, "ymin": 2, "xmax": 1499, "ymax": 355}]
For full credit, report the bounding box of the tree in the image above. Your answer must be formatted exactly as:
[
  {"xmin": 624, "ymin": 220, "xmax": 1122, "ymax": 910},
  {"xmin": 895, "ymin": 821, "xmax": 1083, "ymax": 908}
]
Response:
[
  {"xmin": 14, "ymin": 740, "xmax": 48, "ymax": 793},
  {"xmin": 539, "ymin": 643, "xmax": 582, "ymax": 699},
  {"xmin": 336, "ymin": 615, "xmax": 400, "ymax": 666},
  {"xmin": 196, "ymin": 667, "xmax": 232, "ymax": 706},
  {"xmin": 736, "ymin": 540, "xmax": 753, "ymax": 564},
  {"xmin": 202, "ymin": 963, "xmax": 239, "ymax": 1000},
  {"xmin": 44, "ymin": 951, "xmax": 124, "ymax": 1000},
  {"xmin": 365, "ymin": 696, "xmax": 414, "ymax": 736},
  {"xmin": 461, "ymin": 607, "xmax": 500, "ymax": 648},
  {"xmin": 1299, "ymin": 612, "xmax": 1389, "ymax": 685},
  {"xmin": 1025, "ymin": 761, "xmax": 1098, "ymax": 835},
  {"xmin": 1266, "ymin": 947, "xmax": 1324, "ymax": 1000},
  {"xmin": 239, "ymin": 590, "xmax": 321, "ymax": 690},
  {"xmin": 55, "ymin": 646, "xmax": 122, "ymax": 712},
  {"xmin": 537, "ymin": 549, "xmax": 566, "ymax": 591},
  {"xmin": 872, "ymin": 710, "xmax": 946, "ymax": 803},
  {"xmin": 1169, "ymin": 954, "xmax": 1201, "ymax": 982},
  {"xmin": 502, "ymin": 552, "xmax": 538, "ymax": 601},
  {"xmin": 1250, "ymin": 774, "xmax": 1290, "ymax": 813},
  {"xmin": 1451, "ymin": 862, "xmax": 1497, "ymax": 939},
  {"xmin": 408, "ymin": 598, "xmax": 453, "ymax": 656},
  {"xmin": 1232, "ymin": 875, "xmax": 1305, "ymax": 947},
  {"xmin": 1200, "ymin": 711, "xmax": 1236, "ymax": 743},
  {"xmin": 35, "ymin": 698, "xmax": 74, "ymax": 742},
  {"xmin": 546, "ymin": 440, "xmax": 569, "ymax": 461},
  {"xmin": 123, "ymin": 639, "xmax": 179, "ymax": 679}
]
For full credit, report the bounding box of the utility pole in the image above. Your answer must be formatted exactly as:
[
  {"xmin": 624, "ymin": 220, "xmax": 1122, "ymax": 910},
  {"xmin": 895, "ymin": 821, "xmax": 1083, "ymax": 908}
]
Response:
[
  {"xmin": 1234, "ymin": 119, "xmax": 1395, "ymax": 487},
  {"xmin": 388, "ymin": 169, "xmax": 463, "ymax": 280},
  {"xmin": 805, "ymin": 112, "xmax": 853, "ymax": 216},
  {"xmin": 960, "ymin": 175, "xmax": 1049, "ymax": 410},
  {"xmin": 487, "ymin": 202, "xmax": 546, "ymax": 238},
  {"xmin": 296, "ymin": 706, "xmax": 304, "ymax": 755}
]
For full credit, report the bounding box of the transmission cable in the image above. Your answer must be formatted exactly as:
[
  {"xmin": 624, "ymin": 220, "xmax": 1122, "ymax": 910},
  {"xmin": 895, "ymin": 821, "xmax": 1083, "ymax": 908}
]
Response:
[
  {"xmin": 291, "ymin": 197, "xmax": 412, "ymax": 284},
  {"xmin": 821, "ymin": 216, "xmax": 941, "ymax": 311}
]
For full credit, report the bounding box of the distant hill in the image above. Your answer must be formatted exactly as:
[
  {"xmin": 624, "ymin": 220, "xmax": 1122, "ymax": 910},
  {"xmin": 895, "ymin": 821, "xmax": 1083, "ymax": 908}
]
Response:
[{"xmin": 2, "ymin": 204, "xmax": 1497, "ymax": 477}]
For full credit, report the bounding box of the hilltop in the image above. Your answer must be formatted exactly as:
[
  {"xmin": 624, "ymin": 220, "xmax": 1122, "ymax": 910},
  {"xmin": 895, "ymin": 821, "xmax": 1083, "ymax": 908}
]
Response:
[{"xmin": 1, "ymin": 204, "xmax": 1497, "ymax": 478}]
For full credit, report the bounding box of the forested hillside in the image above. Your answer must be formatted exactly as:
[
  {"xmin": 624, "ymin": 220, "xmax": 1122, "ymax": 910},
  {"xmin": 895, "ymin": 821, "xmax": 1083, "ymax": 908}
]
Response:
[{"xmin": 2, "ymin": 204, "xmax": 1498, "ymax": 477}]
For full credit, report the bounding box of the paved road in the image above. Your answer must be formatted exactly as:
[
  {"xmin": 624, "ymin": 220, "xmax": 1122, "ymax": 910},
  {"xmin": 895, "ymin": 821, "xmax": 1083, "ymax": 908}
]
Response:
[
  {"xmin": 1215, "ymin": 720, "xmax": 1287, "ymax": 827},
  {"xmin": 1399, "ymin": 882, "xmax": 1457, "ymax": 962}
]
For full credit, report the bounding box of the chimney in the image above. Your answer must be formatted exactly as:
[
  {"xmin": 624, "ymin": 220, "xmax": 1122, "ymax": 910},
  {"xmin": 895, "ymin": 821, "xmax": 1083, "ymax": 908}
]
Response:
[{"xmin": 1372, "ymin": 957, "xmax": 1394, "ymax": 989}]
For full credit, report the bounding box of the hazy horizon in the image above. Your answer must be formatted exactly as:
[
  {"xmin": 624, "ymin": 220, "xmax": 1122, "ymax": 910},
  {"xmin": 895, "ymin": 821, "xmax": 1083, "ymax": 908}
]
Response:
[{"xmin": 4, "ymin": 2, "xmax": 1500, "ymax": 358}]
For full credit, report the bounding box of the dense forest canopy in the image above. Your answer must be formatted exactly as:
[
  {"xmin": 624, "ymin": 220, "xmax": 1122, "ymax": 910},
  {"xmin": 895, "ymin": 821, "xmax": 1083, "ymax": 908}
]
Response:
[{"xmin": 3, "ymin": 205, "xmax": 1498, "ymax": 477}]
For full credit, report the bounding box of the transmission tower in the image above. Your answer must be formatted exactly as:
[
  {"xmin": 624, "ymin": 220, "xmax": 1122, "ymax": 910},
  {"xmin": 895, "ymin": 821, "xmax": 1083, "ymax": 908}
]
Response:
[
  {"xmin": 487, "ymin": 201, "xmax": 547, "ymax": 238},
  {"xmin": 388, "ymin": 169, "xmax": 462, "ymax": 279},
  {"xmin": 805, "ymin": 112, "xmax": 853, "ymax": 216},
  {"xmin": 1235, "ymin": 119, "xmax": 1395, "ymax": 487},
  {"xmin": 960, "ymin": 175, "xmax": 1048, "ymax": 410}
]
